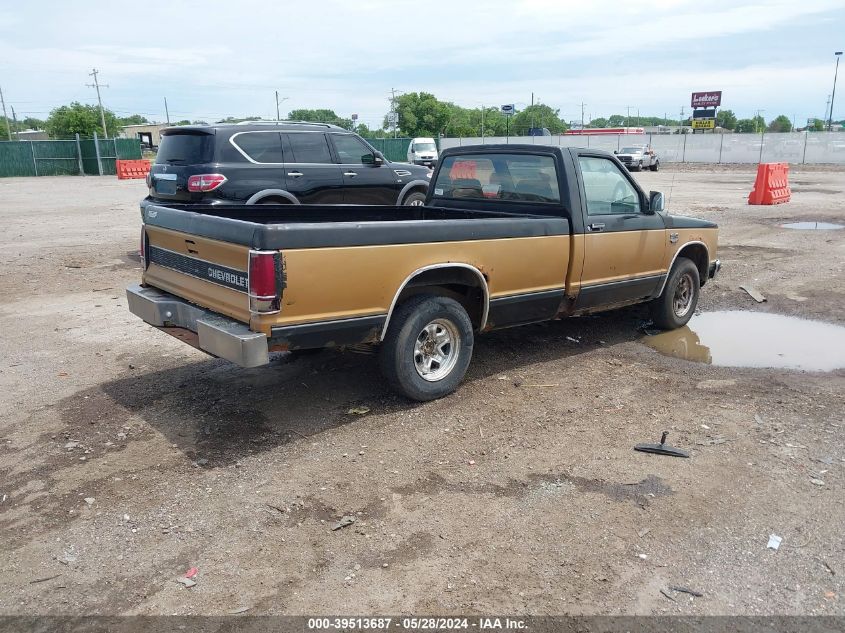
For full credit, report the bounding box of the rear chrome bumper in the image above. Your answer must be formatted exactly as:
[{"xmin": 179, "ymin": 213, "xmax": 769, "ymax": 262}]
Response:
[
  {"xmin": 708, "ymin": 259, "xmax": 721, "ymax": 279},
  {"xmin": 126, "ymin": 284, "xmax": 269, "ymax": 368}
]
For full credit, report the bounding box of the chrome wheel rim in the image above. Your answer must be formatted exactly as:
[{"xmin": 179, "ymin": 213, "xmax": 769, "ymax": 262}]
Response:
[
  {"xmin": 413, "ymin": 319, "xmax": 460, "ymax": 382},
  {"xmin": 408, "ymin": 199, "xmax": 425, "ymax": 206},
  {"xmin": 673, "ymin": 273, "xmax": 694, "ymax": 317}
]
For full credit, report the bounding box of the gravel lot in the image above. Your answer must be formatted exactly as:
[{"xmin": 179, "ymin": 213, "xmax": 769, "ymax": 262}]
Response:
[{"xmin": 0, "ymin": 166, "xmax": 843, "ymax": 616}]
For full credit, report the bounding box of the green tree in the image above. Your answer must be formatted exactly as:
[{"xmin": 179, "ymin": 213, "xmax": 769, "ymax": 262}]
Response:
[
  {"xmin": 288, "ymin": 109, "xmax": 352, "ymax": 129},
  {"xmin": 589, "ymin": 117, "xmax": 608, "ymax": 128},
  {"xmin": 392, "ymin": 92, "xmax": 451, "ymax": 137},
  {"xmin": 716, "ymin": 109, "xmax": 737, "ymax": 130},
  {"xmin": 510, "ymin": 104, "xmax": 568, "ymax": 134},
  {"xmin": 118, "ymin": 114, "xmax": 149, "ymax": 126},
  {"xmin": 809, "ymin": 118, "xmax": 825, "ymax": 132},
  {"xmin": 215, "ymin": 115, "xmax": 262, "ymax": 124},
  {"xmin": 767, "ymin": 114, "xmax": 792, "ymax": 133},
  {"xmin": 46, "ymin": 101, "xmax": 122, "ymax": 138},
  {"xmin": 173, "ymin": 119, "xmax": 192, "ymax": 126},
  {"xmin": 735, "ymin": 116, "xmax": 765, "ymax": 133}
]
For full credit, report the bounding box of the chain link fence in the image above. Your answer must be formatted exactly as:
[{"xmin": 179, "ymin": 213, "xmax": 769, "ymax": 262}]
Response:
[
  {"xmin": 0, "ymin": 135, "xmax": 142, "ymax": 177},
  {"xmin": 437, "ymin": 132, "xmax": 845, "ymax": 164}
]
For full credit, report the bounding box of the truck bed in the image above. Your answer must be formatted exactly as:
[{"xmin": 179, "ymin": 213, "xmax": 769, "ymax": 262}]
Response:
[{"xmin": 142, "ymin": 203, "xmax": 570, "ymax": 250}]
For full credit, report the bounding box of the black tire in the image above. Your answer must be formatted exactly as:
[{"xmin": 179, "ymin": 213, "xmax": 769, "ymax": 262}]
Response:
[
  {"xmin": 403, "ymin": 191, "xmax": 427, "ymax": 206},
  {"xmin": 649, "ymin": 258, "xmax": 700, "ymax": 330},
  {"xmin": 636, "ymin": 161, "xmax": 643, "ymax": 172},
  {"xmin": 650, "ymin": 160, "xmax": 660, "ymax": 172},
  {"xmin": 379, "ymin": 294, "xmax": 474, "ymax": 401}
]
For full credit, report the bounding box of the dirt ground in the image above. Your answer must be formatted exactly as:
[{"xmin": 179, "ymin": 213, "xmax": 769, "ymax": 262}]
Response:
[{"xmin": 0, "ymin": 165, "xmax": 843, "ymax": 617}]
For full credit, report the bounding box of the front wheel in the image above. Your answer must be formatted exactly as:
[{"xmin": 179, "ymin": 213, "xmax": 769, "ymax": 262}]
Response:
[
  {"xmin": 379, "ymin": 295, "xmax": 474, "ymax": 401},
  {"xmin": 649, "ymin": 258, "xmax": 700, "ymax": 329},
  {"xmin": 403, "ymin": 191, "xmax": 427, "ymax": 206}
]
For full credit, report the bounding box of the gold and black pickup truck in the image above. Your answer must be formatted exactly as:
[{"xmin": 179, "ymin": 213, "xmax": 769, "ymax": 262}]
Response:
[{"xmin": 128, "ymin": 145, "xmax": 720, "ymax": 400}]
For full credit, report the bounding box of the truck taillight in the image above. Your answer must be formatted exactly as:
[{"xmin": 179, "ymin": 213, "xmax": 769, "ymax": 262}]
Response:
[
  {"xmin": 248, "ymin": 250, "xmax": 282, "ymax": 313},
  {"xmin": 187, "ymin": 174, "xmax": 227, "ymax": 192}
]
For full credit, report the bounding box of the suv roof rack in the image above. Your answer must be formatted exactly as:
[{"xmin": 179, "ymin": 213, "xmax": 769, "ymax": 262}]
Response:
[{"xmin": 233, "ymin": 119, "xmax": 334, "ymax": 128}]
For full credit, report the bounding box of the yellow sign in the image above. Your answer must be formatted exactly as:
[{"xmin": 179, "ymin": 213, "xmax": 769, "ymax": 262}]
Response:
[{"xmin": 692, "ymin": 119, "xmax": 715, "ymax": 129}]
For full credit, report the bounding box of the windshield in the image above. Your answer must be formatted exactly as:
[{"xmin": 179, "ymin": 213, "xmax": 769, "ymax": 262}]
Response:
[
  {"xmin": 414, "ymin": 142, "xmax": 437, "ymax": 152},
  {"xmin": 620, "ymin": 147, "xmax": 643, "ymax": 154},
  {"xmin": 155, "ymin": 133, "xmax": 214, "ymax": 165}
]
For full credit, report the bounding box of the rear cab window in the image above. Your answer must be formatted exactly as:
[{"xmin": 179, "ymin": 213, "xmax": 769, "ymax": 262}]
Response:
[
  {"xmin": 155, "ymin": 133, "xmax": 214, "ymax": 165},
  {"xmin": 432, "ymin": 153, "xmax": 561, "ymax": 204}
]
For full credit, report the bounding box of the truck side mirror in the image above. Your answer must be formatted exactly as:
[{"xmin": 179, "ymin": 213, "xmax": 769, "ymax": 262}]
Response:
[
  {"xmin": 613, "ymin": 150, "xmax": 617, "ymax": 154},
  {"xmin": 649, "ymin": 191, "xmax": 664, "ymax": 213},
  {"xmin": 374, "ymin": 152, "xmax": 385, "ymax": 166}
]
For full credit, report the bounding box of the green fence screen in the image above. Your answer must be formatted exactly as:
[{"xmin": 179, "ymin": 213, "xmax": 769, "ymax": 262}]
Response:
[
  {"xmin": 0, "ymin": 138, "xmax": 142, "ymax": 177},
  {"xmin": 366, "ymin": 137, "xmax": 411, "ymax": 163}
]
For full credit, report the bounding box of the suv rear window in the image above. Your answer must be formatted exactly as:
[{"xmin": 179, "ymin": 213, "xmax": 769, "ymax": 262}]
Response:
[
  {"xmin": 155, "ymin": 133, "xmax": 214, "ymax": 165},
  {"xmin": 432, "ymin": 154, "xmax": 561, "ymax": 203}
]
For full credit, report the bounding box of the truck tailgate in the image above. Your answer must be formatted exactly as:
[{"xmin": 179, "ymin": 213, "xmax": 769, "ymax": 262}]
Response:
[{"xmin": 142, "ymin": 225, "xmax": 252, "ymax": 325}]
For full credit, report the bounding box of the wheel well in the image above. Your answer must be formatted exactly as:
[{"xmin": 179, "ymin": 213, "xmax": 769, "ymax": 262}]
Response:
[
  {"xmin": 401, "ymin": 186, "xmax": 427, "ymax": 204},
  {"xmin": 390, "ymin": 267, "xmax": 487, "ymax": 331},
  {"xmin": 256, "ymin": 196, "xmax": 291, "ymax": 205},
  {"xmin": 676, "ymin": 244, "xmax": 709, "ymax": 285}
]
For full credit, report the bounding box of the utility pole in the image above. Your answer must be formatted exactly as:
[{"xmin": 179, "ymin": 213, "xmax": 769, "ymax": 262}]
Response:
[
  {"xmin": 680, "ymin": 106, "xmax": 685, "ymax": 131},
  {"xmin": 829, "ymin": 51, "xmax": 843, "ymax": 131},
  {"xmin": 164, "ymin": 97, "xmax": 171, "ymax": 125},
  {"xmin": 825, "ymin": 94, "xmax": 831, "ymax": 125},
  {"xmin": 86, "ymin": 68, "xmax": 109, "ymax": 138},
  {"xmin": 389, "ymin": 88, "xmax": 402, "ymax": 138},
  {"xmin": 580, "ymin": 102, "xmax": 586, "ymax": 130},
  {"xmin": 0, "ymin": 85, "xmax": 11, "ymax": 140},
  {"xmin": 11, "ymin": 106, "xmax": 18, "ymax": 140},
  {"xmin": 755, "ymin": 109, "xmax": 765, "ymax": 134},
  {"xmin": 481, "ymin": 104, "xmax": 485, "ymax": 139},
  {"xmin": 626, "ymin": 106, "xmax": 631, "ymax": 128}
]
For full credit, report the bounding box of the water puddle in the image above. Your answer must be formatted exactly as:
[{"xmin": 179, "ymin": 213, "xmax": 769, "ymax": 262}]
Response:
[
  {"xmin": 644, "ymin": 311, "xmax": 845, "ymax": 371},
  {"xmin": 780, "ymin": 222, "xmax": 844, "ymax": 230}
]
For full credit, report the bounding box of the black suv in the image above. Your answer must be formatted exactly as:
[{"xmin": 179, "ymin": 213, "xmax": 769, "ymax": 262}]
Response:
[{"xmin": 143, "ymin": 122, "xmax": 431, "ymax": 209}]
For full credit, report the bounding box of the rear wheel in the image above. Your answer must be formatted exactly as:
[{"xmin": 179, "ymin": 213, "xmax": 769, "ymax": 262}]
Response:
[
  {"xmin": 650, "ymin": 258, "xmax": 700, "ymax": 329},
  {"xmin": 650, "ymin": 160, "xmax": 660, "ymax": 172},
  {"xmin": 379, "ymin": 294, "xmax": 473, "ymax": 401},
  {"xmin": 403, "ymin": 191, "xmax": 427, "ymax": 206}
]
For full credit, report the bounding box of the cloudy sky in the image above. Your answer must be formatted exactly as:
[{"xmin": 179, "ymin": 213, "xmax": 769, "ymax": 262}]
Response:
[{"xmin": 1, "ymin": 0, "xmax": 843, "ymax": 128}]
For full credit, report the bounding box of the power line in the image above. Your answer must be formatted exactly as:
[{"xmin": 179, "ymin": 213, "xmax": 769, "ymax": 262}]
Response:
[{"xmin": 86, "ymin": 68, "xmax": 109, "ymax": 138}]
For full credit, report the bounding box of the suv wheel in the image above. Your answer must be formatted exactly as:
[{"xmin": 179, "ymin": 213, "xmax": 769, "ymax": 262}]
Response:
[
  {"xmin": 379, "ymin": 294, "xmax": 473, "ymax": 401},
  {"xmin": 650, "ymin": 160, "xmax": 660, "ymax": 172},
  {"xmin": 403, "ymin": 191, "xmax": 427, "ymax": 206}
]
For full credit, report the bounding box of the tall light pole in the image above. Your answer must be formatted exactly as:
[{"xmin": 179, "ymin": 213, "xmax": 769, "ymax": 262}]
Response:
[
  {"xmin": 275, "ymin": 92, "xmax": 289, "ymax": 121},
  {"xmin": 829, "ymin": 51, "xmax": 843, "ymax": 131}
]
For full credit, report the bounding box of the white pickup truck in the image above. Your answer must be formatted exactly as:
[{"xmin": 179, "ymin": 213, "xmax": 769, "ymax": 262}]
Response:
[{"xmin": 614, "ymin": 145, "xmax": 660, "ymax": 172}]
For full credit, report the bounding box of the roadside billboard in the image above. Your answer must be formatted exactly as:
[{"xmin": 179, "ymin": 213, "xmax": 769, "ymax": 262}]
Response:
[{"xmin": 691, "ymin": 91, "xmax": 722, "ymax": 108}]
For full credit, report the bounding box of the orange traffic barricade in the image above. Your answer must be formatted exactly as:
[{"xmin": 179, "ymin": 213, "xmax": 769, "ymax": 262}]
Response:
[
  {"xmin": 116, "ymin": 159, "xmax": 152, "ymax": 180},
  {"xmin": 748, "ymin": 162, "xmax": 791, "ymax": 205}
]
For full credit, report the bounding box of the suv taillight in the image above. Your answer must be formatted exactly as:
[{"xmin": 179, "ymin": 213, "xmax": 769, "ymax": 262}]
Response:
[
  {"xmin": 248, "ymin": 250, "xmax": 282, "ymax": 313},
  {"xmin": 187, "ymin": 174, "xmax": 227, "ymax": 192}
]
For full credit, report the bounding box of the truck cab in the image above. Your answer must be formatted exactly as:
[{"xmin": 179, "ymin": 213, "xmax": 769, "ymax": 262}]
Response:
[{"xmin": 407, "ymin": 137, "xmax": 439, "ymax": 167}]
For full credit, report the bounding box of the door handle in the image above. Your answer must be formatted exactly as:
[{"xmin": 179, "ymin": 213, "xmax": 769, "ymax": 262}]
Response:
[
  {"xmin": 588, "ymin": 222, "xmax": 606, "ymax": 232},
  {"xmin": 343, "ymin": 171, "xmax": 358, "ymax": 177},
  {"xmin": 287, "ymin": 171, "xmax": 303, "ymax": 178}
]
